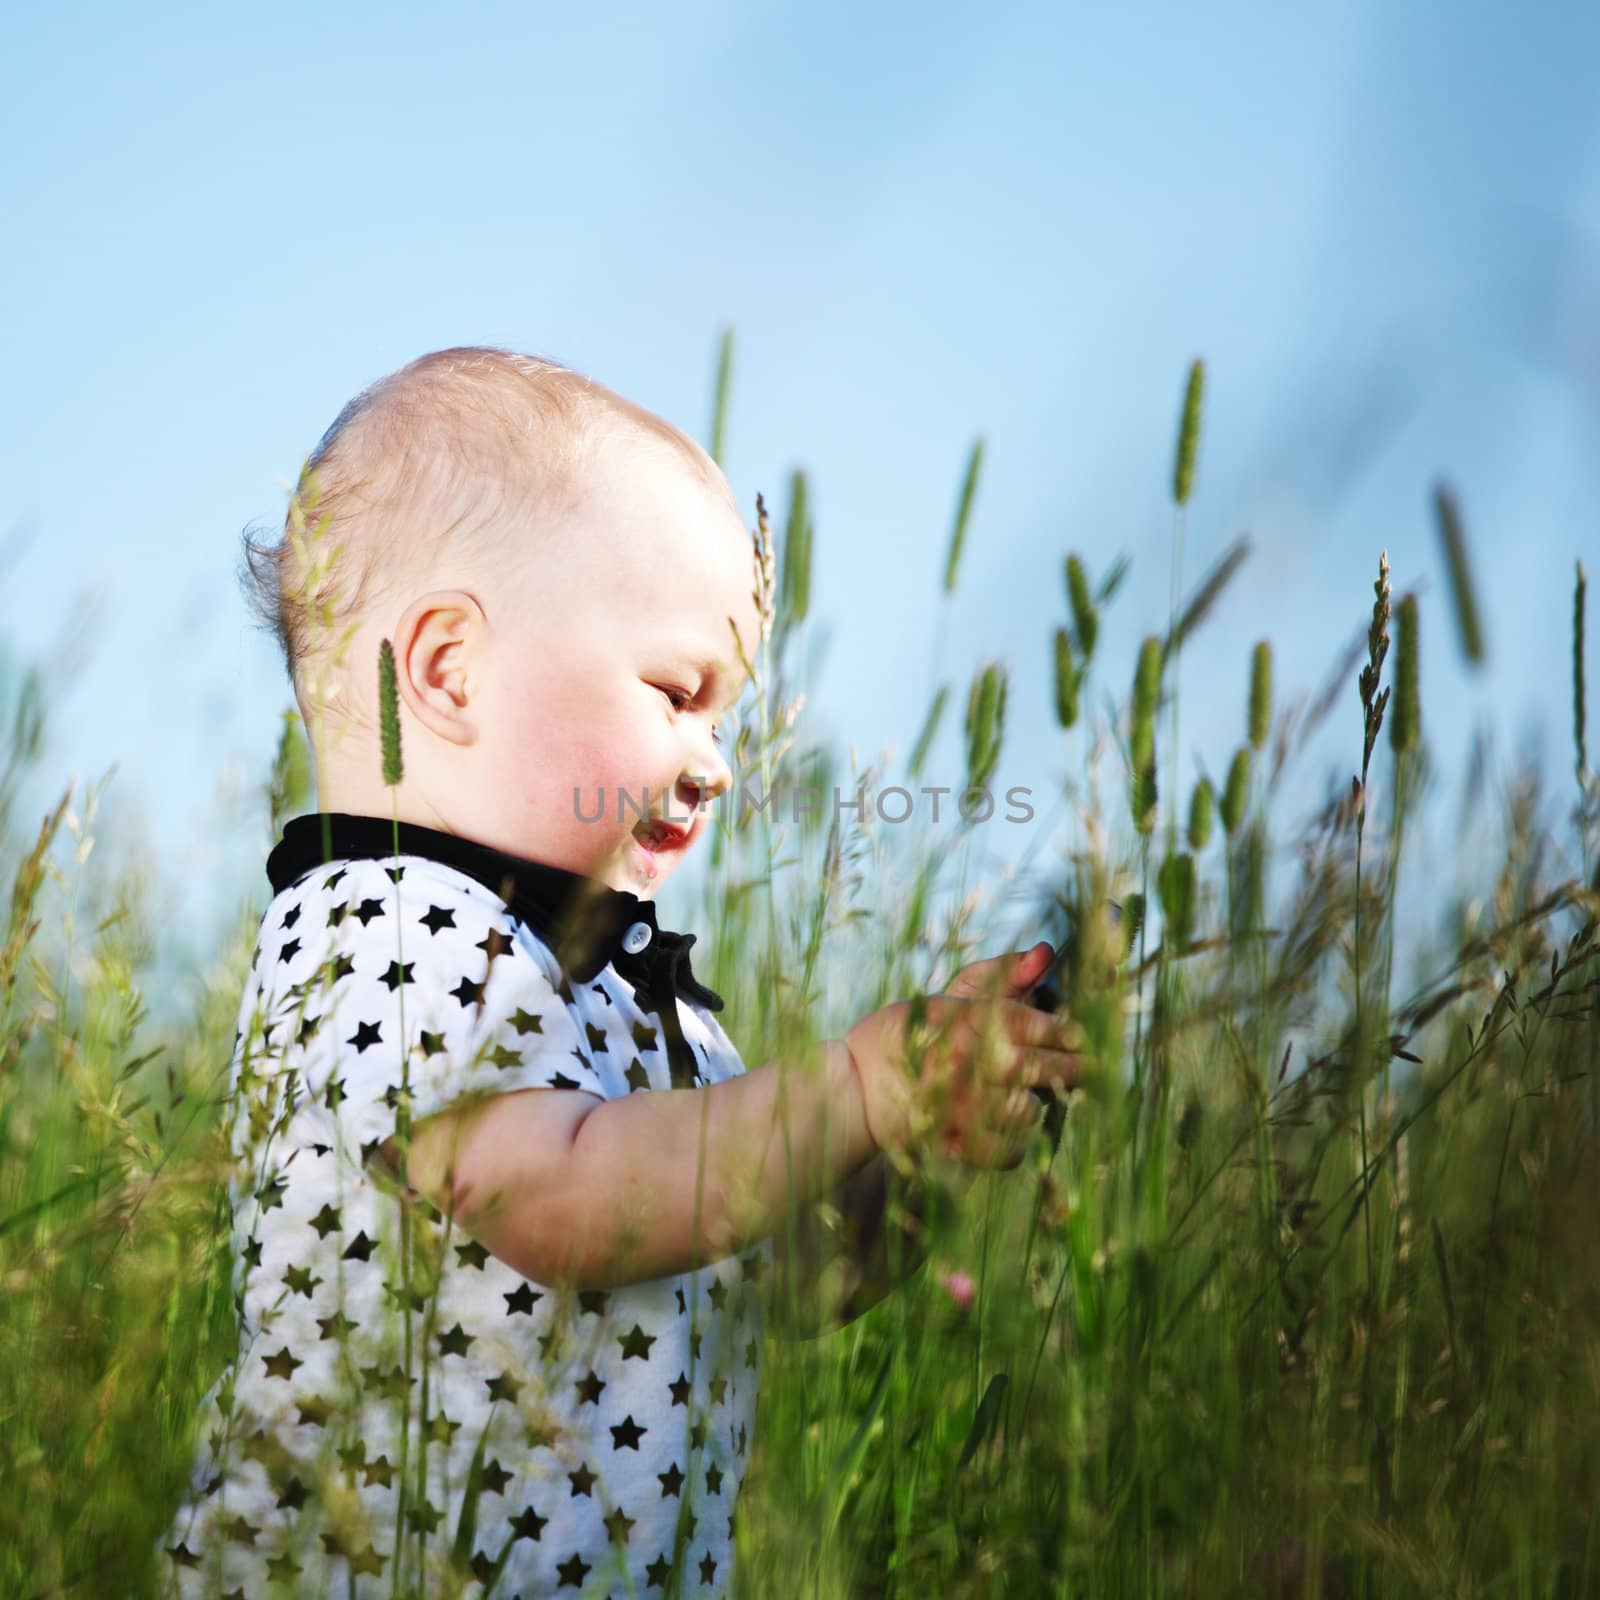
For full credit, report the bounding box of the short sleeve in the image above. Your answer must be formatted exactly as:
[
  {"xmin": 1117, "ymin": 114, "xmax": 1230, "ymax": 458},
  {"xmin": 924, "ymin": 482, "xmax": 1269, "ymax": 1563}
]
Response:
[{"xmin": 262, "ymin": 858, "xmax": 608, "ymax": 1173}]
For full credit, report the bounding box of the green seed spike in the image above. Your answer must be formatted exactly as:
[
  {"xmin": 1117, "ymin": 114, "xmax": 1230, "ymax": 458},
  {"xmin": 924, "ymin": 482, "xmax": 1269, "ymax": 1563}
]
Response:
[
  {"xmin": 709, "ymin": 327, "xmax": 734, "ymax": 468},
  {"xmin": 1220, "ymin": 746, "xmax": 1252, "ymax": 836},
  {"xmin": 1390, "ymin": 593, "xmax": 1419, "ymax": 755},
  {"xmin": 1130, "ymin": 635, "xmax": 1162, "ymax": 777},
  {"xmin": 1432, "ymin": 482, "xmax": 1485, "ymax": 666},
  {"xmin": 781, "ymin": 468, "xmax": 812, "ymax": 626},
  {"xmin": 909, "ymin": 683, "xmax": 949, "ymax": 782},
  {"xmin": 1187, "ymin": 777, "xmax": 1214, "ymax": 852},
  {"xmin": 1065, "ymin": 554, "xmax": 1099, "ymax": 662},
  {"xmin": 964, "ymin": 660, "xmax": 1006, "ymax": 792},
  {"xmin": 1157, "ymin": 850, "xmax": 1196, "ymax": 949},
  {"xmin": 1132, "ymin": 765, "xmax": 1158, "ymax": 835},
  {"xmin": 1173, "ymin": 358, "xmax": 1205, "ymax": 506},
  {"xmin": 1162, "ymin": 535, "xmax": 1252, "ymax": 664},
  {"xmin": 1575, "ymin": 561, "xmax": 1588, "ymax": 783},
  {"xmin": 1248, "ymin": 639, "xmax": 1273, "ymax": 751},
  {"xmin": 943, "ymin": 437, "xmax": 985, "ymax": 595},
  {"xmin": 1053, "ymin": 627, "xmax": 1080, "ymax": 730},
  {"xmin": 378, "ymin": 638, "xmax": 404, "ymax": 788}
]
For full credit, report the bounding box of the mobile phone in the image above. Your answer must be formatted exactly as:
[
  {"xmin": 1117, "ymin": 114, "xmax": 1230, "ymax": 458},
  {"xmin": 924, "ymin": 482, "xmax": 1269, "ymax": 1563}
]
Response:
[{"xmin": 1027, "ymin": 900, "xmax": 1121, "ymax": 1128}]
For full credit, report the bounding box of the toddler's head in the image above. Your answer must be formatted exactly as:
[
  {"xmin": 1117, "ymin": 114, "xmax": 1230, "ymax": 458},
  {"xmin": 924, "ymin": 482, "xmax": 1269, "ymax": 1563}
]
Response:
[{"xmin": 243, "ymin": 346, "xmax": 767, "ymax": 899}]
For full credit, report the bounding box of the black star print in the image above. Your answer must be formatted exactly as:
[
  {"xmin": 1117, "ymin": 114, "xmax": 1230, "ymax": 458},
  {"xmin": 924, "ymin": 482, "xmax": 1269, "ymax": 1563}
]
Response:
[
  {"xmin": 316, "ymin": 1310, "xmax": 356, "ymax": 1342},
  {"xmin": 690, "ymin": 1419, "xmax": 707, "ymax": 1451},
  {"xmin": 167, "ymin": 1542, "xmax": 200, "ymax": 1569},
  {"xmin": 309, "ymin": 1202, "xmax": 342, "ymax": 1238},
  {"xmin": 296, "ymin": 1013, "xmax": 321, "ymax": 1047},
  {"xmin": 278, "ymin": 938, "xmax": 301, "ymax": 964},
  {"xmin": 353, "ymin": 897, "xmax": 385, "ymax": 926},
  {"xmin": 709, "ymin": 1376, "xmax": 727, "ymax": 1405},
  {"xmin": 327, "ymin": 951, "xmax": 356, "ymax": 983},
  {"xmin": 276, "ymin": 1475, "xmax": 308, "ymax": 1510},
  {"xmin": 578, "ymin": 1289, "xmax": 610, "ymax": 1316},
  {"xmin": 241, "ymin": 1236, "xmax": 262, "ymax": 1269},
  {"xmin": 706, "ymin": 1461, "xmax": 724, "ymax": 1495},
  {"xmin": 476, "ymin": 927, "xmax": 510, "ymax": 962},
  {"xmin": 669, "ymin": 1371, "xmax": 691, "ymax": 1407},
  {"xmin": 509, "ymin": 1505, "xmax": 548, "ymax": 1542},
  {"xmin": 575, "ymin": 1369, "xmax": 607, "ymax": 1406},
  {"xmin": 658, "ymin": 1461, "xmax": 684, "ymax": 1498},
  {"xmin": 556, "ymin": 1552, "xmax": 592, "ymax": 1588},
  {"xmin": 707, "ymin": 1278, "xmax": 729, "ymax": 1310},
  {"xmin": 568, "ymin": 1461, "xmax": 597, "ymax": 1497},
  {"xmin": 479, "ymin": 1458, "xmax": 512, "ymax": 1496},
  {"xmin": 323, "ymin": 868, "xmax": 346, "ymax": 891},
  {"xmin": 508, "ymin": 1006, "xmax": 545, "ymax": 1035},
  {"xmin": 538, "ymin": 1326, "xmax": 566, "ymax": 1362},
  {"xmin": 419, "ymin": 1029, "xmax": 446, "ymax": 1056},
  {"xmin": 626, "ymin": 1059, "xmax": 651, "ymax": 1092},
  {"xmin": 675, "ymin": 1287, "xmax": 687, "ymax": 1315},
  {"xmin": 610, "ymin": 1413, "xmax": 646, "ymax": 1450},
  {"xmin": 262, "ymin": 1346, "xmax": 302, "ymax": 1381},
  {"xmin": 604, "ymin": 1505, "xmax": 637, "ymax": 1543},
  {"xmin": 363, "ymin": 1455, "xmax": 394, "ymax": 1488},
  {"xmin": 689, "ymin": 1325, "xmax": 703, "ymax": 1361},
  {"xmin": 348, "ymin": 1545, "xmax": 385, "ymax": 1577},
  {"xmin": 547, "ymin": 1072, "xmax": 581, "ymax": 1090},
  {"xmin": 265, "ymin": 1551, "xmax": 300, "ymax": 1581},
  {"xmin": 450, "ymin": 975, "xmax": 485, "ymax": 1007},
  {"xmin": 327, "ymin": 902, "xmax": 349, "ymax": 928},
  {"xmin": 323, "ymin": 1075, "xmax": 345, "ymax": 1110},
  {"xmin": 584, "ymin": 1020, "xmax": 608, "ymax": 1053},
  {"xmin": 632, "ymin": 1020, "xmax": 659, "ymax": 1051},
  {"xmin": 488, "ymin": 1042, "xmax": 522, "ymax": 1069},
  {"xmin": 282, "ymin": 903, "xmax": 301, "ymax": 930},
  {"xmin": 282, "ymin": 1263, "xmax": 321, "ymax": 1298},
  {"xmin": 408, "ymin": 1498, "xmax": 444, "ymax": 1535},
  {"xmin": 455, "ymin": 1238, "xmax": 490, "ymax": 1269},
  {"xmin": 486, "ymin": 1371, "xmax": 521, "ymax": 1404},
  {"xmin": 504, "ymin": 1282, "xmax": 540, "ymax": 1316},
  {"xmin": 425, "ymin": 1412, "xmax": 461, "ymax": 1448},
  {"xmin": 645, "ymin": 1552, "xmax": 672, "ymax": 1588},
  {"xmin": 618, "ymin": 1322, "xmax": 657, "ymax": 1360},
  {"xmin": 347, "ymin": 1020, "xmax": 382, "ymax": 1053},
  {"xmin": 380, "ymin": 959, "xmax": 415, "ymax": 991},
  {"xmin": 384, "ymin": 864, "xmax": 405, "ymax": 883},
  {"xmin": 343, "ymin": 1230, "xmax": 375, "ymax": 1262},
  {"xmin": 420, "ymin": 904, "xmax": 456, "ymax": 935},
  {"xmin": 224, "ymin": 1515, "xmax": 256, "ymax": 1545},
  {"xmin": 699, "ymin": 1552, "xmax": 717, "ymax": 1586},
  {"xmin": 438, "ymin": 1322, "xmax": 474, "ymax": 1357},
  {"xmin": 296, "ymin": 1395, "xmax": 333, "ymax": 1428},
  {"xmin": 337, "ymin": 1439, "xmax": 367, "ymax": 1474}
]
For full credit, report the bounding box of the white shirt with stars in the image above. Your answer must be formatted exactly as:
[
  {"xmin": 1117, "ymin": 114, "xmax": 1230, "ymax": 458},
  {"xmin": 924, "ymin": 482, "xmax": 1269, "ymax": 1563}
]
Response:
[{"xmin": 159, "ymin": 813, "xmax": 771, "ymax": 1599}]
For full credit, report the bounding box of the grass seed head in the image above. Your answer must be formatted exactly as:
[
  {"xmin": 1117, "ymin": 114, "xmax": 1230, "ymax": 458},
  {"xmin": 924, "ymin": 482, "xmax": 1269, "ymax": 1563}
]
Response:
[
  {"xmin": 378, "ymin": 638, "xmax": 403, "ymax": 788},
  {"xmin": 1249, "ymin": 640, "xmax": 1273, "ymax": 751},
  {"xmin": 1173, "ymin": 358, "xmax": 1205, "ymax": 506},
  {"xmin": 1433, "ymin": 481, "xmax": 1484, "ymax": 666},
  {"xmin": 1053, "ymin": 626, "xmax": 1081, "ymax": 730},
  {"xmin": 1187, "ymin": 776, "xmax": 1215, "ymax": 852},
  {"xmin": 1391, "ymin": 592, "xmax": 1419, "ymax": 756},
  {"xmin": 1221, "ymin": 745, "xmax": 1252, "ymax": 836},
  {"xmin": 1066, "ymin": 554, "xmax": 1099, "ymax": 661}
]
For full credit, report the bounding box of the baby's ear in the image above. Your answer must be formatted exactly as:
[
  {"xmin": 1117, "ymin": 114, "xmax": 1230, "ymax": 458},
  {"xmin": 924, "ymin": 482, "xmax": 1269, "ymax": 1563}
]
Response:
[{"xmin": 392, "ymin": 590, "xmax": 488, "ymax": 745}]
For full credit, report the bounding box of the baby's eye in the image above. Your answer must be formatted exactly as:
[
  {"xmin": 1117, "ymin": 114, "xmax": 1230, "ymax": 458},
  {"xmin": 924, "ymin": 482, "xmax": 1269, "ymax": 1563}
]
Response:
[{"xmin": 658, "ymin": 684, "xmax": 724, "ymax": 746}]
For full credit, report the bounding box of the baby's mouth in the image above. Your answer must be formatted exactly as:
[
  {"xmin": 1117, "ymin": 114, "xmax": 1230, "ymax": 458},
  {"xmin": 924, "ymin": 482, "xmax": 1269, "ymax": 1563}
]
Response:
[{"xmin": 634, "ymin": 818, "xmax": 691, "ymax": 854}]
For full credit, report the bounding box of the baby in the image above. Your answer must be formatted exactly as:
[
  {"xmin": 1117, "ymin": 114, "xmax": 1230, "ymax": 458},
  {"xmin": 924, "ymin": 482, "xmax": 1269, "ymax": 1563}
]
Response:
[{"xmin": 158, "ymin": 347, "xmax": 1081, "ymax": 1598}]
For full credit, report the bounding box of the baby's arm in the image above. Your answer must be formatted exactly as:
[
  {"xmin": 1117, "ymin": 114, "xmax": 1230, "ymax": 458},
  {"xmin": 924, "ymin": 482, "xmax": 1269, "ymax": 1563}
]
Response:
[{"xmin": 401, "ymin": 1037, "xmax": 876, "ymax": 1289}]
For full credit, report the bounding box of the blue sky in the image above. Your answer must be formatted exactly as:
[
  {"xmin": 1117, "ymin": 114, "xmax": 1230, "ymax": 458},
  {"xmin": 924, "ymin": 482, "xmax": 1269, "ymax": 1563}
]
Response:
[{"xmin": 2, "ymin": 1, "xmax": 1597, "ymax": 1009}]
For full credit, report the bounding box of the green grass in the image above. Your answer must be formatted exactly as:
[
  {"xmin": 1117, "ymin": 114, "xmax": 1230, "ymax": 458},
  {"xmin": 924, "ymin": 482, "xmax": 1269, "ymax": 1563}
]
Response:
[{"xmin": 1, "ymin": 359, "xmax": 1598, "ymax": 1599}]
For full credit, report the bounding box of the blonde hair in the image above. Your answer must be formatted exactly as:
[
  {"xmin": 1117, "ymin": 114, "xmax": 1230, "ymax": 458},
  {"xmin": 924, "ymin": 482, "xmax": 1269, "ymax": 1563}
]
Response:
[{"xmin": 239, "ymin": 345, "xmax": 723, "ymax": 730}]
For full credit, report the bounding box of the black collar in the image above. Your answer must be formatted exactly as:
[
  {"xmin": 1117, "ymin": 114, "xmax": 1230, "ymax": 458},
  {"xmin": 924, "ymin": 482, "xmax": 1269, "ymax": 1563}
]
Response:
[{"xmin": 266, "ymin": 812, "xmax": 724, "ymax": 1014}]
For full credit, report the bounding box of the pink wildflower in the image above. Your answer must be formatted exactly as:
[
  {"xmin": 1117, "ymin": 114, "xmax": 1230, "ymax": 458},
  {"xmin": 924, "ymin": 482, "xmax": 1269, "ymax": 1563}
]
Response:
[{"xmin": 939, "ymin": 1270, "xmax": 976, "ymax": 1312}]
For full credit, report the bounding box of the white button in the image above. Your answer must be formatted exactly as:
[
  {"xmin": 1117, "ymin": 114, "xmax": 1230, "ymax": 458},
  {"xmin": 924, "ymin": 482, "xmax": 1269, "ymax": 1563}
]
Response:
[{"xmin": 621, "ymin": 921, "xmax": 653, "ymax": 955}]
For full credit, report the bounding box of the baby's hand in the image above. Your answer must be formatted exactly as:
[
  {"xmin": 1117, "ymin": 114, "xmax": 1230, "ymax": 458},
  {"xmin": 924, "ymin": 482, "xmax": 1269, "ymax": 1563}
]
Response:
[{"xmin": 841, "ymin": 943, "xmax": 1082, "ymax": 1170}]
